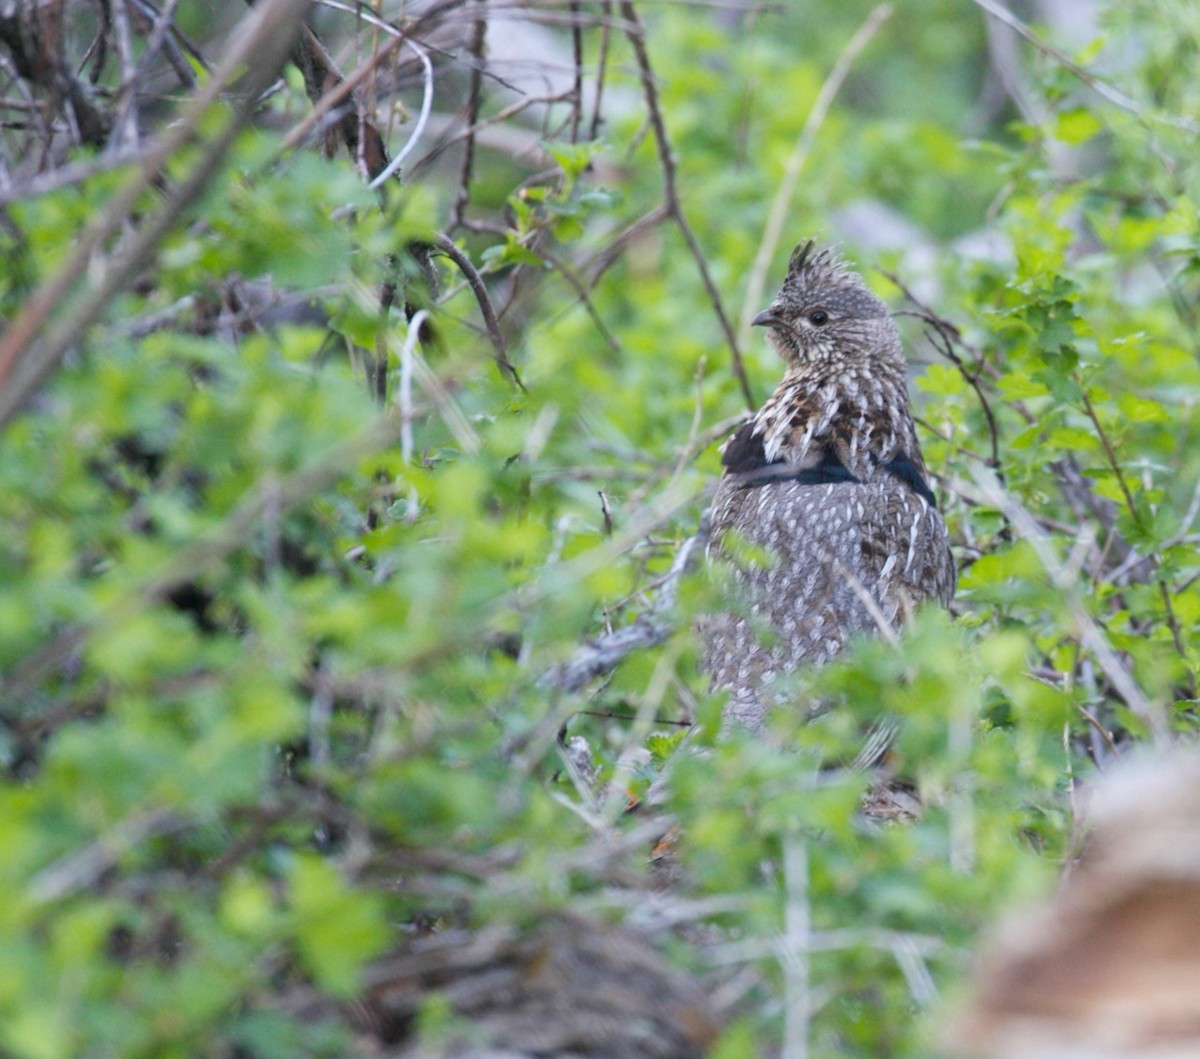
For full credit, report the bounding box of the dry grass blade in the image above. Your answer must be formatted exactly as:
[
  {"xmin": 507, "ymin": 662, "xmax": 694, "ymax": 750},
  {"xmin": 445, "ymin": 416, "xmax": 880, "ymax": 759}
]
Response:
[{"xmin": 739, "ymin": 3, "xmax": 892, "ymax": 349}]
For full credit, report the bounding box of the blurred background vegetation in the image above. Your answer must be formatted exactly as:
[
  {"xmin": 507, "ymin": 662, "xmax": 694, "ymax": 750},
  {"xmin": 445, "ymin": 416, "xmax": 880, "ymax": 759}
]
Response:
[{"xmin": 1, "ymin": 0, "xmax": 1199, "ymax": 1055}]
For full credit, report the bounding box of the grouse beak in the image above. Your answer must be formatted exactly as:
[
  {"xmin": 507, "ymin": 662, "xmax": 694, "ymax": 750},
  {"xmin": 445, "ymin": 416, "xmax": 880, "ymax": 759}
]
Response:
[{"xmin": 751, "ymin": 308, "xmax": 783, "ymax": 328}]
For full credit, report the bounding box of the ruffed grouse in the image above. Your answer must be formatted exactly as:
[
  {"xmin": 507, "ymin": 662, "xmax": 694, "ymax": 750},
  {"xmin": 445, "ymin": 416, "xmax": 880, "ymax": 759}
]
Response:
[{"xmin": 700, "ymin": 241, "xmax": 955, "ymax": 732}]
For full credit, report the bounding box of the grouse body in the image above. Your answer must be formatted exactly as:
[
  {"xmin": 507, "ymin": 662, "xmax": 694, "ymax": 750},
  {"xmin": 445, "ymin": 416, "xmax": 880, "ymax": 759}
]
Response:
[{"xmin": 701, "ymin": 242, "xmax": 955, "ymax": 731}]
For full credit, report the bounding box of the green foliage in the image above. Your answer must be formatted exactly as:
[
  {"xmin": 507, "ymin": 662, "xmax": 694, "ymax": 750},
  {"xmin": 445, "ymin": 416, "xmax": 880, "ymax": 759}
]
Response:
[{"xmin": 3, "ymin": 1, "xmax": 1200, "ymax": 1056}]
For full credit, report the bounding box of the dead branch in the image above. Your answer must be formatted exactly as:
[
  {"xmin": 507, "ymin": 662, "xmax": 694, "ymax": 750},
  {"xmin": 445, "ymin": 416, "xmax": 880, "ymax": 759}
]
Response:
[
  {"xmin": 589, "ymin": 0, "xmax": 614, "ymax": 141},
  {"xmin": 886, "ymin": 271, "xmax": 1003, "ymax": 468},
  {"xmin": 0, "ymin": 0, "xmax": 312, "ymax": 430},
  {"xmin": 539, "ymin": 514, "xmax": 711, "ymax": 694},
  {"xmin": 0, "ymin": 7, "xmax": 115, "ymax": 148},
  {"xmin": 449, "ymin": 0, "xmax": 488, "ymax": 229},
  {"xmin": 538, "ymin": 244, "xmax": 622, "ymax": 352},
  {"xmin": 286, "ymin": 20, "xmax": 390, "ymax": 180}
]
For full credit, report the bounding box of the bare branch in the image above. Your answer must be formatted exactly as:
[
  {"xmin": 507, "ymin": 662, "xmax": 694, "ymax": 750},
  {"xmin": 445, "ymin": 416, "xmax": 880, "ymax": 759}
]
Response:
[
  {"xmin": 0, "ymin": 0, "xmax": 312, "ymax": 430},
  {"xmin": 130, "ymin": 0, "xmax": 200, "ymax": 90},
  {"xmin": 968, "ymin": 0, "xmax": 1200, "ymax": 133},
  {"xmin": 30, "ymin": 810, "xmax": 189, "ymax": 904},
  {"xmin": 0, "ymin": 10, "xmax": 115, "ymax": 147},
  {"xmin": 0, "ymin": 141, "xmax": 152, "ymax": 206},
  {"xmin": 368, "ymin": 38, "xmax": 434, "ymax": 189},
  {"xmin": 568, "ymin": 0, "xmax": 584, "ymax": 142},
  {"xmin": 618, "ymin": 1, "xmax": 754, "ymax": 411},
  {"xmin": 886, "ymin": 271, "xmax": 1003, "ymax": 469},
  {"xmin": 433, "ymin": 232, "xmax": 525, "ymax": 389},
  {"xmin": 589, "ymin": 0, "xmax": 614, "ymax": 141},
  {"xmin": 449, "ymin": 0, "xmax": 488, "ymax": 230},
  {"xmin": 539, "ymin": 245, "xmax": 621, "ymax": 353},
  {"xmin": 538, "ymin": 515, "xmax": 711, "ymax": 694},
  {"xmin": 582, "ymin": 203, "xmax": 670, "ymax": 286},
  {"xmin": 285, "ymin": 19, "xmax": 390, "ymax": 179}
]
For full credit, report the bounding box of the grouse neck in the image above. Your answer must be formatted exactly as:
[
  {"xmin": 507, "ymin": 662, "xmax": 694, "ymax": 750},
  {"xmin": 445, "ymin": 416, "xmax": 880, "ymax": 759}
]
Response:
[{"xmin": 754, "ymin": 361, "xmax": 922, "ymax": 480}]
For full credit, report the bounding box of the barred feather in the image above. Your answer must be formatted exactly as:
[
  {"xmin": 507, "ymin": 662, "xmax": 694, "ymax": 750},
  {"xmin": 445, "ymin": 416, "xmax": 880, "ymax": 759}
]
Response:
[{"xmin": 699, "ymin": 243, "xmax": 955, "ymax": 731}]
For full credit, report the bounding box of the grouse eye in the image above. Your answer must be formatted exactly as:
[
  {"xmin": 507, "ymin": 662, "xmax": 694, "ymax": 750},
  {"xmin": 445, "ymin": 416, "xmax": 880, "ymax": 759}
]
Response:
[{"xmin": 808, "ymin": 309, "xmax": 830, "ymax": 326}]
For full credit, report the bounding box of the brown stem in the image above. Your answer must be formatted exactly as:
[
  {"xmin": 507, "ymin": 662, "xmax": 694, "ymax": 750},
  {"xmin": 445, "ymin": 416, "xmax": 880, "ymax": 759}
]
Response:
[
  {"xmin": 433, "ymin": 233, "xmax": 525, "ymax": 390},
  {"xmin": 450, "ymin": 0, "xmax": 488, "ymax": 230},
  {"xmin": 1080, "ymin": 390, "xmax": 1194, "ymax": 693},
  {"xmin": 0, "ymin": 10, "xmax": 115, "ymax": 147},
  {"xmin": 0, "ymin": 0, "xmax": 311, "ymax": 430},
  {"xmin": 618, "ymin": 1, "xmax": 754, "ymax": 411}
]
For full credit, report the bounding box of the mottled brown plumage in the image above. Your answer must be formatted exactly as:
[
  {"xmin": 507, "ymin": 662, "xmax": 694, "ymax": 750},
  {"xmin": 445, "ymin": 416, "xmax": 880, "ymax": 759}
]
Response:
[{"xmin": 700, "ymin": 242, "xmax": 955, "ymax": 731}]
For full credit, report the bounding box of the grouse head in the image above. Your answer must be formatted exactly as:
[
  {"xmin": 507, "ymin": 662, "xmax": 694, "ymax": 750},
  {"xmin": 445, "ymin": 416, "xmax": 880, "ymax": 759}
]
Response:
[{"xmin": 752, "ymin": 240, "xmax": 901, "ymax": 372}]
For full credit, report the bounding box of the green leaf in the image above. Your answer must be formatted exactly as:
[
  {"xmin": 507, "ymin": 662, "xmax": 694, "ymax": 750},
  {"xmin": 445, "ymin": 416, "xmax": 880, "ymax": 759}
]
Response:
[
  {"xmin": 1053, "ymin": 107, "xmax": 1104, "ymax": 145},
  {"xmin": 289, "ymin": 855, "xmax": 388, "ymax": 997}
]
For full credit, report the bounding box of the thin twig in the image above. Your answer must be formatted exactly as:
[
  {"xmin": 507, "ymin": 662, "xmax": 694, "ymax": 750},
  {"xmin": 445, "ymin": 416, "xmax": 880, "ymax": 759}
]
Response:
[
  {"xmin": 0, "ymin": 11, "xmax": 115, "ymax": 147},
  {"xmin": 581, "ymin": 203, "xmax": 670, "ymax": 287},
  {"xmin": 433, "ymin": 232, "xmax": 525, "ymax": 388},
  {"xmin": 538, "ymin": 515, "xmax": 711, "ymax": 694},
  {"xmin": 411, "ymin": 90, "xmax": 573, "ymax": 177},
  {"xmin": 0, "ymin": 141, "xmax": 154, "ymax": 206},
  {"xmin": 450, "ymin": 0, "xmax": 488, "ymax": 229},
  {"xmin": 0, "ymin": 0, "xmax": 312, "ymax": 430},
  {"xmin": 1079, "ymin": 390, "xmax": 1194, "ymax": 693},
  {"xmin": 968, "ymin": 0, "xmax": 1200, "ymax": 133},
  {"xmin": 568, "ymin": 0, "xmax": 584, "ymax": 142},
  {"xmin": 539, "ymin": 245, "xmax": 621, "ymax": 352},
  {"xmin": 131, "ymin": 0, "xmax": 198, "ymax": 90},
  {"xmin": 628, "ymin": 411, "xmax": 745, "ymax": 505},
  {"xmin": 589, "ymin": 0, "xmax": 614, "ymax": 141},
  {"xmin": 108, "ymin": 0, "xmax": 140, "ymax": 148},
  {"xmin": 887, "ymin": 273, "xmax": 1003, "ymax": 468},
  {"xmin": 598, "ymin": 490, "xmax": 614, "ymax": 537},
  {"xmin": 1076, "ymin": 703, "xmax": 1119, "ymax": 757},
  {"xmin": 399, "ymin": 310, "xmax": 427, "ymax": 464},
  {"xmin": 665, "ymin": 354, "xmax": 708, "ymax": 491},
  {"xmin": 577, "ymin": 707, "xmax": 691, "ymax": 727},
  {"xmin": 369, "ymin": 38, "xmax": 434, "ymax": 188},
  {"xmin": 308, "ymin": 662, "xmax": 334, "ymax": 775},
  {"xmin": 739, "ymin": 4, "xmax": 892, "ymax": 348},
  {"xmin": 781, "ymin": 835, "xmax": 811, "ymax": 1059},
  {"xmin": 386, "ymin": 326, "xmax": 482, "ymax": 455},
  {"xmin": 709, "ymin": 925, "xmax": 948, "ymax": 966},
  {"xmin": 968, "ymin": 468, "xmax": 1169, "ymax": 747},
  {"xmin": 618, "ymin": 1, "xmax": 754, "ymax": 410},
  {"xmin": 30, "ymin": 809, "xmax": 189, "ymax": 904}
]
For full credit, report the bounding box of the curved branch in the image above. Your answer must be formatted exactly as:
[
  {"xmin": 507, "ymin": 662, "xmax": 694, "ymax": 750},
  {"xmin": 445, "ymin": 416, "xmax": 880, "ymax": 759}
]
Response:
[
  {"xmin": 618, "ymin": 2, "xmax": 754, "ymax": 411},
  {"xmin": 434, "ymin": 233, "xmax": 525, "ymax": 389},
  {"xmin": 450, "ymin": 0, "xmax": 488, "ymax": 229},
  {"xmin": 368, "ymin": 38, "xmax": 435, "ymax": 189}
]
